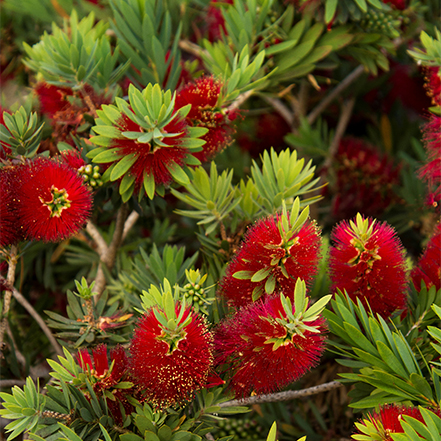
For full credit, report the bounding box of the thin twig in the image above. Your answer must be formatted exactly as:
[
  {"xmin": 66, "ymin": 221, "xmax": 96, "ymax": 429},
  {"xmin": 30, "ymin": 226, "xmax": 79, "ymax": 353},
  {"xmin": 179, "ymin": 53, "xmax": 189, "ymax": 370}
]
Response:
[
  {"xmin": 323, "ymin": 97, "xmax": 356, "ymax": 170},
  {"xmin": 0, "ymin": 245, "xmax": 18, "ymax": 354},
  {"xmin": 263, "ymin": 96, "xmax": 294, "ymax": 128},
  {"xmin": 1, "ymin": 277, "xmax": 63, "ymax": 357},
  {"xmin": 122, "ymin": 210, "xmax": 140, "ymax": 241},
  {"xmin": 0, "ymin": 379, "xmax": 27, "ymax": 388},
  {"xmin": 218, "ymin": 380, "xmax": 343, "ymax": 408},
  {"xmin": 86, "ymin": 221, "xmax": 108, "ymax": 256},
  {"xmin": 307, "ymin": 65, "xmax": 365, "ymax": 125},
  {"xmin": 179, "ymin": 39, "xmax": 207, "ymax": 58},
  {"xmin": 227, "ymin": 90, "xmax": 254, "ymax": 111}
]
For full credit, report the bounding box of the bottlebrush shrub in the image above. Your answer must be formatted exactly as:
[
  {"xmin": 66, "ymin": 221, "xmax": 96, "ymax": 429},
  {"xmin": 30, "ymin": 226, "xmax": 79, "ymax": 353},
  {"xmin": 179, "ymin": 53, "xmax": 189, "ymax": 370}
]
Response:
[
  {"xmin": 353, "ymin": 404, "xmax": 441, "ymax": 440},
  {"xmin": 3, "ymin": 157, "xmax": 93, "ymax": 242},
  {"xmin": 329, "ymin": 213, "xmax": 408, "ymax": 318},
  {"xmin": 219, "ymin": 199, "xmax": 321, "ymax": 307},
  {"xmin": 129, "ymin": 291, "xmax": 214, "ymax": 408},
  {"xmin": 88, "ymin": 83, "xmax": 208, "ymax": 202},
  {"xmin": 175, "ymin": 76, "xmax": 239, "ymax": 162},
  {"xmin": 411, "ymin": 224, "xmax": 441, "ymax": 291},
  {"xmin": 215, "ymin": 279, "xmax": 330, "ymax": 397}
]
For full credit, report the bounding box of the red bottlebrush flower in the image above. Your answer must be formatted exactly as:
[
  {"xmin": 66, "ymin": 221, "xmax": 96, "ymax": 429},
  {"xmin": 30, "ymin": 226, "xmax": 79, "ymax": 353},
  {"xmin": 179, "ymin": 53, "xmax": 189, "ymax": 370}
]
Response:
[
  {"xmin": 355, "ymin": 404, "xmax": 441, "ymax": 440},
  {"xmin": 411, "ymin": 224, "xmax": 441, "ymax": 291},
  {"xmin": 215, "ymin": 288, "xmax": 327, "ymax": 397},
  {"xmin": 129, "ymin": 303, "xmax": 214, "ymax": 408},
  {"xmin": 13, "ymin": 157, "xmax": 92, "ymax": 242},
  {"xmin": 35, "ymin": 82, "xmax": 73, "ymax": 117},
  {"xmin": 58, "ymin": 149, "xmax": 86, "ymax": 171},
  {"xmin": 418, "ymin": 115, "xmax": 441, "ymax": 205},
  {"xmin": 424, "ymin": 66, "xmax": 441, "ymax": 106},
  {"xmin": 175, "ymin": 76, "xmax": 238, "ymax": 162},
  {"xmin": 203, "ymin": 0, "xmax": 233, "ymax": 42},
  {"xmin": 329, "ymin": 214, "xmax": 408, "ymax": 318},
  {"xmin": 0, "ymin": 167, "xmax": 23, "ymax": 247},
  {"xmin": 77, "ymin": 344, "xmax": 137, "ymax": 425},
  {"xmin": 219, "ymin": 212, "xmax": 321, "ymax": 308},
  {"xmin": 382, "ymin": 0, "xmax": 406, "ymax": 9},
  {"xmin": 329, "ymin": 137, "xmax": 401, "ymax": 220}
]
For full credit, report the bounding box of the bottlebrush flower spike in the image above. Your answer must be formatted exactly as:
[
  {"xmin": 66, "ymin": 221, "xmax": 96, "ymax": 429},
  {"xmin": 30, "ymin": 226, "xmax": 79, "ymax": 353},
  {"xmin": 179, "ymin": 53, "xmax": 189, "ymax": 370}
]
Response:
[
  {"xmin": 13, "ymin": 157, "xmax": 93, "ymax": 242},
  {"xmin": 329, "ymin": 213, "xmax": 408, "ymax": 318},
  {"xmin": 77, "ymin": 344, "xmax": 139, "ymax": 426},
  {"xmin": 88, "ymin": 83, "xmax": 208, "ymax": 202},
  {"xmin": 175, "ymin": 76, "xmax": 238, "ymax": 162},
  {"xmin": 353, "ymin": 404, "xmax": 441, "ymax": 440},
  {"xmin": 0, "ymin": 166, "xmax": 23, "ymax": 247},
  {"xmin": 424, "ymin": 66, "xmax": 441, "ymax": 106},
  {"xmin": 129, "ymin": 291, "xmax": 214, "ymax": 408},
  {"xmin": 411, "ymin": 224, "xmax": 441, "ymax": 291},
  {"xmin": 219, "ymin": 198, "xmax": 322, "ymax": 308},
  {"xmin": 215, "ymin": 279, "xmax": 330, "ymax": 397}
]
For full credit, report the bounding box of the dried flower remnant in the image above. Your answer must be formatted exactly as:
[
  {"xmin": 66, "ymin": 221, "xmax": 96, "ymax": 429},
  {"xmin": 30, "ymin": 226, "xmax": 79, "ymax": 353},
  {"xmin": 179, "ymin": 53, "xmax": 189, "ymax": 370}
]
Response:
[
  {"xmin": 330, "ymin": 137, "xmax": 401, "ymax": 220},
  {"xmin": 329, "ymin": 214, "xmax": 408, "ymax": 318},
  {"xmin": 13, "ymin": 157, "xmax": 93, "ymax": 242},
  {"xmin": 353, "ymin": 404, "xmax": 441, "ymax": 440},
  {"xmin": 175, "ymin": 76, "xmax": 238, "ymax": 162},
  {"xmin": 219, "ymin": 201, "xmax": 321, "ymax": 308},
  {"xmin": 129, "ymin": 298, "xmax": 214, "ymax": 408},
  {"xmin": 215, "ymin": 280, "xmax": 329, "ymax": 397},
  {"xmin": 411, "ymin": 224, "xmax": 441, "ymax": 291}
]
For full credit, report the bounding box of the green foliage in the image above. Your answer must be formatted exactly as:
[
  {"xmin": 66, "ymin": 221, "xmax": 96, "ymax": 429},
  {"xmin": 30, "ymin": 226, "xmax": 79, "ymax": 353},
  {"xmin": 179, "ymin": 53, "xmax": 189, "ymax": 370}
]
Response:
[
  {"xmin": 109, "ymin": 0, "xmax": 183, "ymax": 90},
  {"xmin": 23, "ymin": 10, "xmax": 129, "ymax": 91},
  {"xmin": 0, "ymin": 106, "xmax": 44, "ymax": 157},
  {"xmin": 408, "ymin": 28, "xmax": 441, "ymax": 67},
  {"xmin": 324, "ymin": 291, "xmax": 441, "ymax": 410}
]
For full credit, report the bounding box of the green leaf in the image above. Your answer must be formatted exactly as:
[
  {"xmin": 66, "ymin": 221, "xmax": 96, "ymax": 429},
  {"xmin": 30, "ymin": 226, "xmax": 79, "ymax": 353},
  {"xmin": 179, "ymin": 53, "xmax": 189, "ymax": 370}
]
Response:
[
  {"xmin": 325, "ymin": 0, "xmax": 338, "ymax": 23},
  {"xmin": 251, "ymin": 267, "xmax": 272, "ymax": 282},
  {"xmin": 110, "ymin": 153, "xmax": 138, "ymax": 181}
]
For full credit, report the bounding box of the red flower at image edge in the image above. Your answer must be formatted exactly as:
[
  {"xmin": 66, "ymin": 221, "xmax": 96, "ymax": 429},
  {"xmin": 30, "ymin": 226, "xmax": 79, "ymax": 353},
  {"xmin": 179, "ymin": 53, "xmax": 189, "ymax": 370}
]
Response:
[
  {"xmin": 175, "ymin": 76, "xmax": 238, "ymax": 162},
  {"xmin": 219, "ymin": 215, "xmax": 321, "ymax": 308},
  {"xmin": 111, "ymin": 114, "xmax": 189, "ymax": 189},
  {"xmin": 129, "ymin": 304, "xmax": 214, "ymax": 408},
  {"xmin": 329, "ymin": 216, "xmax": 408, "ymax": 318},
  {"xmin": 411, "ymin": 224, "xmax": 441, "ymax": 292},
  {"xmin": 355, "ymin": 404, "xmax": 441, "ymax": 440},
  {"xmin": 12, "ymin": 157, "xmax": 92, "ymax": 242},
  {"xmin": 215, "ymin": 294, "xmax": 327, "ymax": 397},
  {"xmin": 0, "ymin": 167, "xmax": 23, "ymax": 247}
]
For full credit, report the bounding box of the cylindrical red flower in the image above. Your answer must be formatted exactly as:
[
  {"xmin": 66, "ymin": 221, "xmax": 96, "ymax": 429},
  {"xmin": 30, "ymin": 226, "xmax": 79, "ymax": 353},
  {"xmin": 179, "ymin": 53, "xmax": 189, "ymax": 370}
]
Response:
[
  {"xmin": 329, "ymin": 215, "xmax": 408, "ymax": 318},
  {"xmin": 215, "ymin": 293, "xmax": 327, "ymax": 397},
  {"xmin": 12, "ymin": 157, "xmax": 93, "ymax": 242},
  {"xmin": 175, "ymin": 76, "xmax": 238, "ymax": 162},
  {"xmin": 219, "ymin": 214, "xmax": 321, "ymax": 308},
  {"xmin": 411, "ymin": 224, "xmax": 441, "ymax": 291},
  {"xmin": 129, "ymin": 304, "xmax": 214, "ymax": 408}
]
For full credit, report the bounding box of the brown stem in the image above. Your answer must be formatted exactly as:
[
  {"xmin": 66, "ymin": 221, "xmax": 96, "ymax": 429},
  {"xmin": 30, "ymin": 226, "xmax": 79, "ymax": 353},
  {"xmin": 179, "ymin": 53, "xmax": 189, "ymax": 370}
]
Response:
[
  {"xmin": 86, "ymin": 221, "xmax": 108, "ymax": 257},
  {"xmin": 323, "ymin": 97, "xmax": 356, "ymax": 170},
  {"xmin": 122, "ymin": 210, "xmax": 140, "ymax": 241},
  {"xmin": 179, "ymin": 39, "xmax": 207, "ymax": 58},
  {"xmin": 2, "ymin": 278, "xmax": 64, "ymax": 357},
  {"xmin": 218, "ymin": 380, "xmax": 343, "ymax": 408},
  {"xmin": 227, "ymin": 90, "xmax": 254, "ymax": 111},
  {"xmin": 262, "ymin": 96, "xmax": 294, "ymax": 128},
  {"xmin": 307, "ymin": 65, "xmax": 365, "ymax": 125},
  {"xmin": 0, "ymin": 379, "xmax": 27, "ymax": 388},
  {"xmin": 80, "ymin": 89, "xmax": 98, "ymax": 119},
  {"xmin": 0, "ymin": 245, "xmax": 18, "ymax": 354}
]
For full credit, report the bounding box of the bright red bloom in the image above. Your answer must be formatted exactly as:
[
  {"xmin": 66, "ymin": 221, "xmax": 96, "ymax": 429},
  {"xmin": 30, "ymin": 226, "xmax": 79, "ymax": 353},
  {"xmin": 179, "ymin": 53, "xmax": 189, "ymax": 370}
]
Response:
[
  {"xmin": 112, "ymin": 113, "xmax": 189, "ymax": 189},
  {"xmin": 0, "ymin": 167, "xmax": 23, "ymax": 247},
  {"xmin": 77, "ymin": 344, "xmax": 139, "ymax": 425},
  {"xmin": 329, "ymin": 137, "xmax": 401, "ymax": 220},
  {"xmin": 424, "ymin": 66, "xmax": 441, "ymax": 106},
  {"xmin": 418, "ymin": 115, "xmax": 441, "ymax": 207},
  {"xmin": 219, "ymin": 215, "xmax": 321, "ymax": 308},
  {"xmin": 13, "ymin": 157, "xmax": 92, "ymax": 242},
  {"xmin": 329, "ymin": 215, "xmax": 408, "ymax": 318},
  {"xmin": 58, "ymin": 149, "xmax": 87, "ymax": 170},
  {"xmin": 175, "ymin": 76, "xmax": 238, "ymax": 162},
  {"xmin": 355, "ymin": 405, "xmax": 441, "ymax": 440},
  {"xmin": 129, "ymin": 304, "xmax": 214, "ymax": 408},
  {"xmin": 411, "ymin": 224, "xmax": 441, "ymax": 291},
  {"xmin": 215, "ymin": 293, "xmax": 327, "ymax": 397},
  {"xmin": 382, "ymin": 0, "xmax": 406, "ymax": 9},
  {"xmin": 35, "ymin": 82, "xmax": 73, "ymax": 117},
  {"xmin": 202, "ymin": 0, "xmax": 233, "ymax": 42}
]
